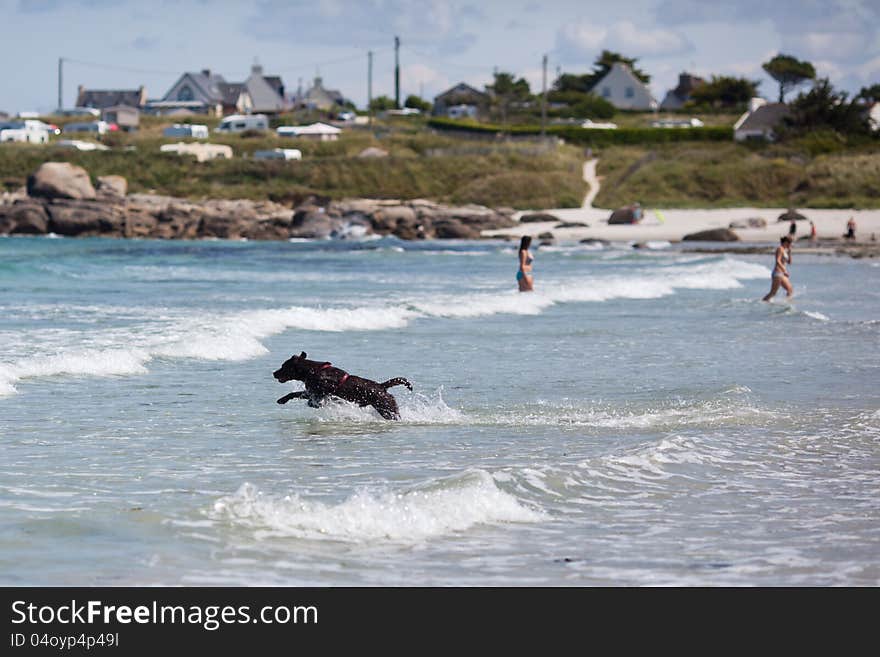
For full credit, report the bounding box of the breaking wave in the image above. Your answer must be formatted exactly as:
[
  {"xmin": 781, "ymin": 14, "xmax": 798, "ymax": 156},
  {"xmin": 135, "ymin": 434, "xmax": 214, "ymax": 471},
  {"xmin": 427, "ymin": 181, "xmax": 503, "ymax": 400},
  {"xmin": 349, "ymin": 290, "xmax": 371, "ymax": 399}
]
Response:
[{"xmin": 208, "ymin": 470, "xmax": 543, "ymax": 544}]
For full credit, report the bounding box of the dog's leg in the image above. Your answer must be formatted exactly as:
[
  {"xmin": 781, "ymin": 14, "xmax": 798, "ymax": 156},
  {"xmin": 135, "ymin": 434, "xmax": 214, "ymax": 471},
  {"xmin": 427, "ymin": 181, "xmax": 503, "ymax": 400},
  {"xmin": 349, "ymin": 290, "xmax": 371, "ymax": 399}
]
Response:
[
  {"xmin": 381, "ymin": 377, "xmax": 413, "ymax": 391},
  {"xmin": 373, "ymin": 395, "xmax": 401, "ymax": 421},
  {"xmin": 277, "ymin": 391, "xmax": 306, "ymax": 405}
]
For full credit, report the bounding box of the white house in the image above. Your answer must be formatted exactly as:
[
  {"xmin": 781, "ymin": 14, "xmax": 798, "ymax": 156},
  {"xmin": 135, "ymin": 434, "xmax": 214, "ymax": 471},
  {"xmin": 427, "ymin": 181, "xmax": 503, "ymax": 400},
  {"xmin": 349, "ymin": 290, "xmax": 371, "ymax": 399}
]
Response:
[
  {"xmin": 733, "ymin": 98, "xmax": 790, "ymax": 141},
  {"xmin": 276, "ymin": 122, "xmax": 341, "ymax": 141},
  {"xmin": 592, "ymin": 62, "xmax": 657, "ymax": 111}
]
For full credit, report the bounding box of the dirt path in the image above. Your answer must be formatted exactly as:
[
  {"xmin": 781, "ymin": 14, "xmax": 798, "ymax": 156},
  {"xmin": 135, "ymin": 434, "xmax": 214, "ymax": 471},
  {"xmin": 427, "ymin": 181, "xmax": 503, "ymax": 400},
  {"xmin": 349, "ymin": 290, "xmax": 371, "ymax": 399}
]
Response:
[{"xmin": 582, "ymin": 158, "xmax": 599, "ymax": 208}]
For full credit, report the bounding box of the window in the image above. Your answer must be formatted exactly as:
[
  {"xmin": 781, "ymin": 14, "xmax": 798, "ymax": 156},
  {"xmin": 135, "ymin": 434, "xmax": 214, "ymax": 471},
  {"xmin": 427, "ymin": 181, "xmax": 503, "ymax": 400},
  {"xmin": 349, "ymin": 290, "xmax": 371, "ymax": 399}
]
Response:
[
  {"xmin": 602, "ymin": 87, "xmax": 610, "ymax": 98},
  {"xmin": 626, "ymin": 87, "xmax": 634, "ymax": 98},
  {"xmin": 178, "ymin": 85, "xmax": 194, "ymax": 101}
]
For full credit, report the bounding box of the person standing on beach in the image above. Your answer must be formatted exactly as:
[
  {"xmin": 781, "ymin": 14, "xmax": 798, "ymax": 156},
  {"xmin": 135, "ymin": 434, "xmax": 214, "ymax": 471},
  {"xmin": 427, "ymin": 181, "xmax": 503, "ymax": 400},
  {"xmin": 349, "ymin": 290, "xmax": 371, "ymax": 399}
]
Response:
[
  {"xmin": 789, "ymin": 219, "xmax": 797, "ymax": 239},
  {"xmin": 517, "ymin": 235, "xmax": 534, "ymax": 292},
  {"xmin": 809, "ymin": 221, "xmax": 817, "ymax": 242},
  {"xmin": 763, "ymin": 236, "xmax": 794, "ymax": 301},
  {"xmin": 845, "ymin": 217, "xmax": 856, "ymax": 240}
]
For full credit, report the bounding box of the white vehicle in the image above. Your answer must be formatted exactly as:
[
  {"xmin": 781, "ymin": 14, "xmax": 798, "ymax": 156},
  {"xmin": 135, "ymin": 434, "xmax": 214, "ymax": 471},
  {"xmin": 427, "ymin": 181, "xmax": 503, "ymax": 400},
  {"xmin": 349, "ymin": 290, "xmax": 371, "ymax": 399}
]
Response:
[
  {"xmin": 651, "ymin": 118, "xmax": 704, "ymax": 128},
  {"xmin": 163, "ymin": 123, "xmax": 209, "ymax": 138},
  {"xmin": 215, "ymin": 114, "xmax": 269, "ymax": 133},
  {"xmin": 63, "ymin": 120, "xmax": 109, "ymax": 135},
  {"xmin": 253, "ymin": 148, "xmax": 302, "ymax": 161},
  {"xmin": 59, "ymin": 107, "xmax": 101, "ymax": 117},
  {"xmin": 54, "ymin": 139, "xmax": 110, "ymax": 151},
  {"xmin": 0, "ymin": 119, "xmax": 51, "ymax": 143}
]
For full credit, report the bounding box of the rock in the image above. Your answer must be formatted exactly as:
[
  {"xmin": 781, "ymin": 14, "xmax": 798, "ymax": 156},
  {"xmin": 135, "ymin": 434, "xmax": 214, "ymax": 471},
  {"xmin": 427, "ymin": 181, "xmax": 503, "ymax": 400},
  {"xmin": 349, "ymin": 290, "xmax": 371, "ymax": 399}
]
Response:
[
  {"xmin": 123, "ymin": 208, "xmax": 159, "ymax": 238},
  {"xmin": 434, "ymin": 219, "xmax": 480, "ymax": 239},
  {"xmin": 608, "ymin": 206, "xmax": 641, "ymax": 224},
  {"xmin": 580, "ymin": 237, "xmax": 610, "ymax": 246},
  {"xmin": 370, "ymin": 205, "xmax": 417, "ymax": 234},
  {"xmin": 519, "ymin": 212, "xmax": 559, "ymax": 223},
  {"xmin": 682, "ymin": 228, "xmax": 740, "ymax": 242},
  {"xmin": 729, "ymin": 217, "xmax": 767, "ymax": 229},
  {"xmin": 290, "ymin": 207, "xmax": 336, "ymax": 239},
  {"xmin": 537, "ymin": 231, "xmax": 555, "ymax": 240},
  {"xmin": 96, "ymin": 175, "xmax": 127, "ymax": 199},
  {"xmin": 358, "ymin": 147, "xmax": 389, "ymax": 158},
  {"xmin": 46, "ymin": 199, "xmax": 125, "ymax": 236},
  {"xmin": 27, "ymin": 162, "xmax": 97, "ymax": 200},
  {"xmin": 778, "ymin": 208, "xmax": 807, "ymax": 222},
  {"xmin": 556, "ymin": 222, "xmax": 590, "ymax": 228},
  {"xmin": 5, "ymin": 201, "xmax": 49, "ymax": 234},
  {"xmin": 156, "ymin": 204, "xmax": 202, "ymax": 239}
]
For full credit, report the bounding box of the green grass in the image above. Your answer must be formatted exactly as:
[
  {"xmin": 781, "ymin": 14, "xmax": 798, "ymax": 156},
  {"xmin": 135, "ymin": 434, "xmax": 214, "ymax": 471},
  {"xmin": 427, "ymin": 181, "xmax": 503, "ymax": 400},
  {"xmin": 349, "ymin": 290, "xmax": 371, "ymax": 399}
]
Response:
[
  {"xmin": 0, "ymin": 118, "xmax": 586, "ymax": 209},
  {"xmin": 594, "ymin": 141, "xmax": 880, "ymax": 208}
]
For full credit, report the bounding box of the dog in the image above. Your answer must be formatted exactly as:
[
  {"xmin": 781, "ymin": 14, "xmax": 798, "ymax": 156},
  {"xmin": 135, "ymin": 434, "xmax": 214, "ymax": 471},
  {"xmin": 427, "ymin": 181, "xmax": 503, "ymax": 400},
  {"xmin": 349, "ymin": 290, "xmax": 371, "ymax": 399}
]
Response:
[{"xmin": 273, "ymin": 352, "xmax": 413, "ymax": 420}]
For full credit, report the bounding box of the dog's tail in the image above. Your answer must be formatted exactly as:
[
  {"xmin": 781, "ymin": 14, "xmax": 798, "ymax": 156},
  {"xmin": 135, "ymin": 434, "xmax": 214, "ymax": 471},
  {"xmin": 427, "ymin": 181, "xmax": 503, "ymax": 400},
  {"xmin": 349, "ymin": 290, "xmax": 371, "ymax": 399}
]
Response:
[{"xmin": 381, "ymin": 377, "xmax": 413, "ymax": 391}]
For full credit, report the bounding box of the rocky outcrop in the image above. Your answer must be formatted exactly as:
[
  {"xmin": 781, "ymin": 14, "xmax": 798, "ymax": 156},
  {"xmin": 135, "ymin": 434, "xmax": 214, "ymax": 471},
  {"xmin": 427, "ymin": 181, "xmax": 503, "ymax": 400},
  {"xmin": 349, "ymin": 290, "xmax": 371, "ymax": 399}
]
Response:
[
  {"xmin": 519, "ymin": 212, "xmax": 559, "ymax": 223},
  {"xmin": 27, "ymin": 162, "xmax": 97, "ymax": 200},
  {"xmin": 682, "ymin": 228, "xmax": 740, "ymax": 242},
  {"xmin": 2, "ymin": 164, "xmax": 517, "ymax": 241},
  {"xmin": 96, "ymin": 175, "xmax": 127, "ymax": 199}
]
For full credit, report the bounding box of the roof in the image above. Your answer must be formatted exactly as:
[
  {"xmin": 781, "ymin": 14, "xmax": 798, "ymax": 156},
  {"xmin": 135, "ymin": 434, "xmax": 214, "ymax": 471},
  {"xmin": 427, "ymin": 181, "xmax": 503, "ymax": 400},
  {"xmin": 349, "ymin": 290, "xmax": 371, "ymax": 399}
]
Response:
[
  {"xmin": 736, "ymin": 103, "xmax": 790, "ymax": 132},
  {"xmin": 277, "ymin": 122, "xmax": 341, "ymax": 136},
  {"xmin": 77, "ymin": 87, "xmax": 145, "ymax": 109},
  {"xmin": 435, "ymin": 82, "xmax": 489, "ymax": 102},
  {"xmin": 245, "ymin": 71, "xmax": 286, "ymax": 112},
  {"xmin": 217, "ymin": 82, "xmax": 249, "ymax": 105}
]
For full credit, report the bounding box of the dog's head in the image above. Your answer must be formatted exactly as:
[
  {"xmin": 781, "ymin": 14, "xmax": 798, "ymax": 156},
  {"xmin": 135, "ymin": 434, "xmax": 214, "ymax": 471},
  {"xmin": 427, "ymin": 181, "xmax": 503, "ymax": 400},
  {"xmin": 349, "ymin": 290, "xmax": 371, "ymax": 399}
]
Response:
[{"xmin": 273, "ymin": 351, "xmax": 311, "ymax": 383}]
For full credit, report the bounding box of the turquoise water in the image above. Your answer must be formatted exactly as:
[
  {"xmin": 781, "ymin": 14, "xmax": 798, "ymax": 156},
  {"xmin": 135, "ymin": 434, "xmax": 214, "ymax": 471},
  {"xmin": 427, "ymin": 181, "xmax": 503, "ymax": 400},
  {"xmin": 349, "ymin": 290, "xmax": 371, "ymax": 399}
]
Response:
[{"xmin": 1, "ymin": 235, "xmax": 878, "ymax": 585}]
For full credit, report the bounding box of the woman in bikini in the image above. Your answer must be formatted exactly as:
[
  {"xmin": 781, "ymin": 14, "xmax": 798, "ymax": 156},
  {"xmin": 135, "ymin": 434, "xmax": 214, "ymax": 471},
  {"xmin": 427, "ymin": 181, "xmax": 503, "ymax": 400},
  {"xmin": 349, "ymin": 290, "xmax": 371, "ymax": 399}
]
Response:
[
  {"xmin": 517, "ymin": 235, "xmax": 534, "ymax": 292},
  {"xmin": 762, "ymin": 235, "xmax": 793, "ymax": 301}
]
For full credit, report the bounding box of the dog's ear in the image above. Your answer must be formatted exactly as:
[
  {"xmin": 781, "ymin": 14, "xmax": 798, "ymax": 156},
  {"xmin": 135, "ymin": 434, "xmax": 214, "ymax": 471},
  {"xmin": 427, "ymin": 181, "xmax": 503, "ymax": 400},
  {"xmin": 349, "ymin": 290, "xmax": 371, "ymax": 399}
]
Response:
[{"xmin": 299, "ymin": 351, "xmax": 307, "ymax": 359}]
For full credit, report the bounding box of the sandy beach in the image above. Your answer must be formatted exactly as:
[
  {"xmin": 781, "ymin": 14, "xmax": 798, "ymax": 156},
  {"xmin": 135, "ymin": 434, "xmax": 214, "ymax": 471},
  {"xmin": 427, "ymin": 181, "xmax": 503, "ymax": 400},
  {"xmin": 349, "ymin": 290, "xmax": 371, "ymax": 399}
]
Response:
[{"xmin": 482, "ymin": 159, "xmax": 880, "ymax": 246}]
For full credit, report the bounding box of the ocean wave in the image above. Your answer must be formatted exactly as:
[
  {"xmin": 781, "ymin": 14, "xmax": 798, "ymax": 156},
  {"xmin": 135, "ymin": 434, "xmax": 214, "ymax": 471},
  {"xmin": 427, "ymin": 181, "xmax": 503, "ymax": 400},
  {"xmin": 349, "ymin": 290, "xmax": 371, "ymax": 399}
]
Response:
[{"xmin": 208, "ymin": 469, "xmax": 542, "ymax": 544}]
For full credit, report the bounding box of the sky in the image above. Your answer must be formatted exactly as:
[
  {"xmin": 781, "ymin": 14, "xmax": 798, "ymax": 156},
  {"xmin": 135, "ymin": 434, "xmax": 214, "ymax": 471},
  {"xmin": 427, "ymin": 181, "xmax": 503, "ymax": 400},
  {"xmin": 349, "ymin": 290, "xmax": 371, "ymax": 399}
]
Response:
[{"xmin": 2, "ymin": 0, "xmax": 879, "ymax": 113}]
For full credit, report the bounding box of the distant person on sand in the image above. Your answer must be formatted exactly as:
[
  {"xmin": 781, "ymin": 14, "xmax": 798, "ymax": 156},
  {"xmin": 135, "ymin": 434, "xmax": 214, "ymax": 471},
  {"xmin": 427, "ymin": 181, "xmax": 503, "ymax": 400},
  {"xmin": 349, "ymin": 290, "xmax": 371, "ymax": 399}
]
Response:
[
  {"xmin": 809, "ymin": 220, "xmax": 817, "ymax": 242},
  {"xmin": 789, "ymin": 219, "xmax": 797, "ymax": 238},
  {"xmin": 763, "ymin": 236, "xmax": 793, "ymax": 302},
  {"xmin": 845, "ymin": 217, "xmax": 856, "ymax": 240},
  {"xmin": 517, "ymin": 235, "xmax": 534, "ymax": 292}
]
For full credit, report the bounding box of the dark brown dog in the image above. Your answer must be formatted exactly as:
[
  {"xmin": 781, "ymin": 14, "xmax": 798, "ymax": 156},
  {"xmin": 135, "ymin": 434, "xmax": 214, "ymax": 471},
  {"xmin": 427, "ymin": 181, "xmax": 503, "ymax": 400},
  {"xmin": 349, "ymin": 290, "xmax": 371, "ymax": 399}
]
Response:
[{"xmin": 274, "ymin": 352, "xmax": 412, "ymax": 420}]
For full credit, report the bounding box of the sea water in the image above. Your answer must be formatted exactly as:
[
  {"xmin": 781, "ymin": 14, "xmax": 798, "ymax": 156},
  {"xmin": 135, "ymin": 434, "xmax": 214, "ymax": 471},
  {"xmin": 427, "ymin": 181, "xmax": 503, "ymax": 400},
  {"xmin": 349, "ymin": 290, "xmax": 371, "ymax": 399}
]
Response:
[{"xmin": 0, "ymin": 236, "xmax": 878, "ymax": 585}]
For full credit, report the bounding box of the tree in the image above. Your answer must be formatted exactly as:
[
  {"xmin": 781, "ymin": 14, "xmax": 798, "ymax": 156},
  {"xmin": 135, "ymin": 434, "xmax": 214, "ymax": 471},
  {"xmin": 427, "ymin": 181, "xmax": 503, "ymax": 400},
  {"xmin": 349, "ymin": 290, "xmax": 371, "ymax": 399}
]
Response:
[
  {"xmin": 404, "ymin": 94, "xmax": 432, "ymax": 112},
  {"xmin": 588, "ymin": 50, "xmax": 650, "ymax": 87},
  {"xmin": 688, "ymin": 75, "xmax": 760, "ymax": 109},
  {"xmin": 762, "ymin": 54, "xmax": 816, "ymax": 102},
  {"xmin": 486, "ymin": 71, "xmax": 532, "ymax": 124},
  {"xmin": 783, "ymin": 78, "xmax": 869, "ymax": 136},
  {"xmin": 857, "ymin": 83, "xmax": 880, "ymax": 104},
  {"xmin": 369, "ymin": 95, "xmax": 396, "ymax": 111}
]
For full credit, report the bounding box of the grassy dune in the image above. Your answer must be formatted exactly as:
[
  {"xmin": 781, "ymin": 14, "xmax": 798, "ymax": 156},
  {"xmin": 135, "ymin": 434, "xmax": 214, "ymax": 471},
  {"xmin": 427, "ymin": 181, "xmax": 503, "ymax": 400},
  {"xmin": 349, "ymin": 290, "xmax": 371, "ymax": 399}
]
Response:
[
  {"xmin": 594, "ymin": 141, "xmax": 880, "ymax": 209},
  {"xmin": 0, "ymin": 117, "xmax": 586, "ymax": 209}
]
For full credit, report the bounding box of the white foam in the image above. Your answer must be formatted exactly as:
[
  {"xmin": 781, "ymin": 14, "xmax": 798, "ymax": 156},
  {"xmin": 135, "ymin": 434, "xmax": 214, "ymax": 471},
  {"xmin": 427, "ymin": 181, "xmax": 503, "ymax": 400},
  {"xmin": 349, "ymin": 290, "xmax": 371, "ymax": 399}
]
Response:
[
  {"xmin": 209, "ymin": 470, "xmax": 542, "ymax": 543},
  {"xmin": 803, "ymin": 311, "xmax": 830, "ymax": 322}
]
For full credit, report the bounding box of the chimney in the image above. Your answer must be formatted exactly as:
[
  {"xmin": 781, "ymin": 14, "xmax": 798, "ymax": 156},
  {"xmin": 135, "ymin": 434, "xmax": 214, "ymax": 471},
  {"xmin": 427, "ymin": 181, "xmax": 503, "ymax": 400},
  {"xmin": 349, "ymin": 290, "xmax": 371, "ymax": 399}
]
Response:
[
  {"xmin": 201, "ymin": 69, "xmax": 211, "ymax": 78},
  {"xmin": 251, "ymin": 64, "xmax": 263, "ymax": 76}
]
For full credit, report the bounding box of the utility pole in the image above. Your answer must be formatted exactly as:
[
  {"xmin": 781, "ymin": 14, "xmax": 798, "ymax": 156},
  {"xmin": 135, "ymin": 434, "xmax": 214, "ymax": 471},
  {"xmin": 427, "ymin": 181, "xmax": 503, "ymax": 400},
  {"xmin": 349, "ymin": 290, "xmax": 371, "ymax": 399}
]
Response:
[
  {"xmin": 368, "ymin": 50, "xmax": 373, "ymax": 126},
  {"xmin": 541, "ymin": 53, "xmax": 548, "ymax": 139},
  {"xmin": 57, "ymin": 57, "xmax": 64, "ymax": 111},
  {"xmin": 394, "ymin": 36, "xmax": 400, "ymax": 108}
]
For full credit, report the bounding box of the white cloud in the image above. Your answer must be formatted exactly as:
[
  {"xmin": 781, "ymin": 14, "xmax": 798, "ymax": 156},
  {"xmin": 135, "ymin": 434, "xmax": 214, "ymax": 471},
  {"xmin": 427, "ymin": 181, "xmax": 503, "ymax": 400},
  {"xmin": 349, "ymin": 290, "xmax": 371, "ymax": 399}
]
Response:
[{"xmin": 556, "ymin": 19, "xmax": 692, "ymax": 63}]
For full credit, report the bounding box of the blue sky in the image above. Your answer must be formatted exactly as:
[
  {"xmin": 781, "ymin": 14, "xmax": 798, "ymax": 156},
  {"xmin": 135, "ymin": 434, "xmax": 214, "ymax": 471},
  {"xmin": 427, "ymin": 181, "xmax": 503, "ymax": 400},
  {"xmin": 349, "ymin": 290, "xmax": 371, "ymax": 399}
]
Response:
[{"xmin": 2, "ymin": 0, "xmax": 878, "ymax": 113}]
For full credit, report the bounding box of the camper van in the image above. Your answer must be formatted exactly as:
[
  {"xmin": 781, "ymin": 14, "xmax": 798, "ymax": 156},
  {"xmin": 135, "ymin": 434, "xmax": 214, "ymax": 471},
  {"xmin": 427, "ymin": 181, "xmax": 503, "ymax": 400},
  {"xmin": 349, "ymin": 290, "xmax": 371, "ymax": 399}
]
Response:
[
  {"xmin": 215, "ymin": 114, "xmax": 269, "ymax": 134},
  {"xmin": 254, "ymin": 148, "xmax": 302, "ymax": 161},
  {"xmin": 163, "ymin": 124, "xmax": 209, "ymax": 139},
  {"xmin": 0, "ymin": 119, "xmax": 51, "ymax": 143}
]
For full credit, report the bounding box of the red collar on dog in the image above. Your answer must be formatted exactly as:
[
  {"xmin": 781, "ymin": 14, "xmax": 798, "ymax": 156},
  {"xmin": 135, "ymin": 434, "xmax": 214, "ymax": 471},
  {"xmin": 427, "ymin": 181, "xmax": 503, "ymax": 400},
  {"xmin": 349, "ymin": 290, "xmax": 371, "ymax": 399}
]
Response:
[
  {"xmin": 319, "ymin": 362, "xmax": 332, "ymax": 370},
  {"xmin": 338, "ymin": 373, "xmax": 349, "ymax": 386}
]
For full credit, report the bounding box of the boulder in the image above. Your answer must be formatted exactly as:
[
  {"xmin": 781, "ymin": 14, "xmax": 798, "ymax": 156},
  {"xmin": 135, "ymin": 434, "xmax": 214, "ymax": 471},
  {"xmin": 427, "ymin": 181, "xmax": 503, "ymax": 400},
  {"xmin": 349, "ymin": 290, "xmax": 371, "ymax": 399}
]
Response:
[
  {"xmin": 608, "ymin": 206, "xmax": 641, "ymax": 224},
  {"xmin": 682, "ymin": 228, "xmax": 740, "ymax": 242},
  {"xmin": 199, "ymin": 214, "xmax": 248, "ymax": 239},
  {"xmin": 290, "ymin": 207, "xmax": 336, "ymax": 239},
  {"xmin": 778, "ymin": 208, "xmax": 807, "ymax": 222},
  {"xmin": 519, "ymin": 212, "xmax": 559, "ymax": 223},
  {"xmin": 579, "ymin": 238, "xmax": 610, "ymax": 246},
  {"xmin": 122, "ymin": 208, "xmax": 159, "ymax": 238},
  {"xmin": 155, "ymin": 204, "xmax": 203, "ymax": 239},
  {"xmin": 729, "ymin": 217, "xmax": 767, "ymax": 229},
  {"xmin": 433, "ymin": 219, "xmax": 479, "ymax": 239},
  {"xmin": 537, "ymin": 231, "xmax": 555, "ymax": 240},
  {"xmin": 27, "ymin": 162, "xmax": 97, "ymax": 200},
  {"xmin": 556, "ymin": 222, "xmax": 590, "ymax": 228},
  {"xmin": 46, "ymin": 199, "xmax": 125, "ymax": 236},
  {"xmin": 6, "ymin": 201, "xmax": 49, "ymax": 234},
  {"xmin": 96, "ymin": 175, "xmax": 127, "ymax": 199}
]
